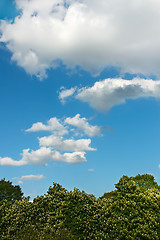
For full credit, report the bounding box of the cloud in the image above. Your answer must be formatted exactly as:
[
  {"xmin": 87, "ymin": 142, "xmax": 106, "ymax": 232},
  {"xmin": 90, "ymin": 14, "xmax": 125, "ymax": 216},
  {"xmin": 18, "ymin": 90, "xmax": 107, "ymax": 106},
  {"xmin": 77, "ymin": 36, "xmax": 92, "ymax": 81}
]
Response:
[
  {"xmin": 39, "ymin": 135, "xmax": 96, "ymax": 151},
  {"xmin": 74, "ymin": 78, "xmax": 160, "ymax": 112},
  {"xmin": 0, "ymin": 147, "xmax": 86, "ymax": 166},
  {"xmin": 88, "ymin": 168, "xmax": 94, "ymax": 172},
  {"xmin": 20, "ymin": 174, "xmax": 44, "ymax": 180},
  {"xmin": 65, "ymin": 114, "xmax": 101, "ymax": 136},
  {"xmin": 26, "ymin": 114, "xmax": 101, "ymax": 137},
  {"xmin": 14, "ymin": 174, "xmax": 44, "ymax": 184},
  {"xmin": 18, "ymin": 180, "xmax": 23, "ymax": 185},
  {"xmin": 58, "ymin": 87, "xmax": 77, "ymax": 104},
  {"xmin": 1, "ymin": 0, "xmax": 160, "ymax": 78},
  {"xmin": 21, "ymin": 147, "xmax": 86, "ymax": 165},
  {"xmin": 62, "ymin": 151, "xmax": 86, "ymax": 164},
  {"xmin": 26, "ymin": 117, "xmax": 68, "ymax": 136},
  {"xmin": 0, "ymin": 114, "xmax": 101, "ymax": 166},
  {"xmin": 0, "ymin": 157, "xmax": 25, "ymax": 166}
]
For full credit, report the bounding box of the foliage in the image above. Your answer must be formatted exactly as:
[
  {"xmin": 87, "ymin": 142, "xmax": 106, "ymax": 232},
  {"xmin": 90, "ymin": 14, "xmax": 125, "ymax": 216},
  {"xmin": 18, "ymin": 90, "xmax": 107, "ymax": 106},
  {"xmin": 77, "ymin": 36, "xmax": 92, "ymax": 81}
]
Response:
[
  {"xmin": 0, "ymin": 179, "xmax": 24, "ymax": 202},
  {"xmin": 15, "ymin": 226, "xmax": 75, "ymax": 240},
  {"xmin": 103, "ymin": 175, "xmax": 160, "ymax": 239},
  {"xmin": 131, "ymin": 174, "xmax": 160, "ymax": 191},
  {"xmin": 0, "ymin": 174, "xmax": 159, "ymax": 239},
  {"xmin": 100, "ymin": 190, "xmax": 117, "ymax": 200}
]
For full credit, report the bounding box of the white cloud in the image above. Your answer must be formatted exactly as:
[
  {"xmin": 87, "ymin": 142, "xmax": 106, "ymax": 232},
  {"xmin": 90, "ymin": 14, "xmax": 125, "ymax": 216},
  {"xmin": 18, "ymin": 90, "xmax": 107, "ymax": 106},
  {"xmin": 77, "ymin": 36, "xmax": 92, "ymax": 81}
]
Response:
[
  {"xmin": 75, "ymin": 78, "xmax": 160, "ymax": 112},
  {"xmin": 0, "ymin": 114, "xmax": 100, "ymax": 166},
  {"xmin": 26, "ymin": 114, "xmax": 101, "ymax": 137},
  {"xmin": 14, "ymin": 174, "xmax": 44, "ymax": 184},
  {"xmin": 21, "ymin": 147, "xmax": 86, "ymax": 165},
  {"xmin": 14, "ymin": 174, "xmax": 44, "ymax": 185},
  {"xmin": 39, "ymin": 135, "xmax": 96, "ymax": 151},
  {"xmin": 26, "ymin": 117, "xmax": 68, "ymax": 136},
  {"xmin": 1, "ymin": 0, "xmax": 160, "ymax": 78},
  {"xmin": 88, "ymin": 168, "xmax": 94, "ymax": 172},
  {"xmin": 62, "ymin": 151, "xmax": 86, "ymax": 164},
  {"xmin": 18, "ymin": 180, "xmax": 23, "ymax": 184},
  {"xmin": 0, "ymin": 147, "xmax": 86, "ymax": 166},
  {"xmin": 20, "ymin": 174, "xmax": 44, "ymax": 180},
  {"xmin": 65, "ymin": 114, "xmax": 101, "ymax": 136},
  {"xmin": 58, "ymin": 87, "xmax": 77, "ymax": 104},
  {"xmin": 0, "ymin": 157, "xmax": 25, "ymax": 166}
]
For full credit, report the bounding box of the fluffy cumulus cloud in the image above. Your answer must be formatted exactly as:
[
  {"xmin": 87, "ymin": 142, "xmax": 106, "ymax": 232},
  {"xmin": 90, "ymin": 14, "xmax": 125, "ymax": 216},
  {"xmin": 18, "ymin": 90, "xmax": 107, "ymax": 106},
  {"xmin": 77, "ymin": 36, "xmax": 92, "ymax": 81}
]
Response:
[
  {"xmin": 1, "ymin": 0, "xmax": 160, "ymax": 78},
  {"xmin": 26, "ymin": 117, "xmax": 68, "ymax": 136},
  {"xmin": 0, "ymin": 156, "xmax": 25, "ymax": 166},
  {"xmin": 0, "ymin": 114, "xmax": 100, "ymax": 166},
  {"xmin": 61, "ymin": 78, "xmax": 160, "ymax": 112},
  {"xmin": 39, "ymin": 135, "xmax": 96, "ymax": 151},
  {"xmin": 0, "ymin": 147, "xmax": 86, "ymax": 166},
  {"xmin": 65, "ymin": 114, "xmax": 101, "ymax": 136}
]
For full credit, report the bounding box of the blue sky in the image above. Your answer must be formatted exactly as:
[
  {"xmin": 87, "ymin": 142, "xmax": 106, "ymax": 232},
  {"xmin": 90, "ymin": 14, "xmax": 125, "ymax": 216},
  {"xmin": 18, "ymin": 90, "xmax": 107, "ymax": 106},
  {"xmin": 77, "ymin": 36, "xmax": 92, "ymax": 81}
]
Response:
[{"xmin": 0, "ymin": 0, "xmax": 160, "ymax": 199}]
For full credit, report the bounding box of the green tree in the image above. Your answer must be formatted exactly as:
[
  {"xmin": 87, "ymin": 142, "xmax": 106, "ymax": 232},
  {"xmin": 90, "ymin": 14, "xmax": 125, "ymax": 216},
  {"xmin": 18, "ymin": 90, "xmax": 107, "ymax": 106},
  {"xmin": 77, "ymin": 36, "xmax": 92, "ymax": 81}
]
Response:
[
  {"xmin": 101, "ymin": 174, "xmax": 160, "ymax": 200},
  {"xmin": 100, "ymin": 190, "xmax": 117, "ymax": 200},
  {"xmin": 102, "ymin": 175, "xmax": 160, "ymax": 239},
  {"xmin": 0, "ymin": 179, "xmax": 24, "ymax": 202},
  {"xmin": 63, "ymin": 188, "xmax": 102, "ymax": 239},
  {"xmin": 0, "ymin": 176, "xmax": 159, "ymax": 240},
  {"xmin": 131, "ymin": 174, "xmax": 160, "ymax": 191}
]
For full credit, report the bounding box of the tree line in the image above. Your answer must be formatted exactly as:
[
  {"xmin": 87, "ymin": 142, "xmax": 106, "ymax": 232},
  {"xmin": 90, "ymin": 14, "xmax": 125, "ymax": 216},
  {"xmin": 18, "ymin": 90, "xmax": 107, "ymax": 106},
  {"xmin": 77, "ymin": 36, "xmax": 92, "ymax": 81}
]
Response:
[{"xmin": 0, "ymin": 174, "xmax": 160, "ymax": 239}]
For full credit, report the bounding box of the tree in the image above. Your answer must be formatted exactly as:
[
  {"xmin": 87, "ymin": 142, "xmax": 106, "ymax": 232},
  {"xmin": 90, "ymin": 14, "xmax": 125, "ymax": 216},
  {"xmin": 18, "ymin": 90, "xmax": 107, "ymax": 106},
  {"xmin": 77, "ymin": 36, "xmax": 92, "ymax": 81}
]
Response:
[
  {"xmin": 0, "ymin": 176, "xmax": 159, "ymax": 239},
  {"xmin": 102, "ymin": 175, "xmax": 160, "ymax": 239},
  {"xmin": 131, "ymin": 174, "xmax": 160, "ymax": 191},
  {"xmin": 100, "ymin": 190, "xmax": 117, "ymax": 200},
  {"xmin": 101, "ymin": 174, "xmax": 160, "ymax": 200},
  {"xmin": 0, "ymin": 179, "xmax": 24, "ymax": 202}
]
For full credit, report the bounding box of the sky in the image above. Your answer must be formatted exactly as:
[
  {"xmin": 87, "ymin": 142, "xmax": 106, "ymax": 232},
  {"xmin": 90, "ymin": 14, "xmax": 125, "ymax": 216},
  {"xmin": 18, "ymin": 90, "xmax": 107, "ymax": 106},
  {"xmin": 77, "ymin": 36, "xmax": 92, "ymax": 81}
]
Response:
[{"xmin": 0, "ymin": 0, "xmax": 160, "ymax": 199}]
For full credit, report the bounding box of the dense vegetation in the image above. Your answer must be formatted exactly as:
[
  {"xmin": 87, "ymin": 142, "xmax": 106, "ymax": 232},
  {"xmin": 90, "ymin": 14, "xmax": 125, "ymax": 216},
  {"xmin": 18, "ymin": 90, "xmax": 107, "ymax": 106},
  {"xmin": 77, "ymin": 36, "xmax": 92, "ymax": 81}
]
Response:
[
  {"xmin": 0, "ymin": 179, "xmax": 24, "ymax": 202},
  {"xmin": 0, "ymin": 174, "xmax": 160, "ymax": 239}
]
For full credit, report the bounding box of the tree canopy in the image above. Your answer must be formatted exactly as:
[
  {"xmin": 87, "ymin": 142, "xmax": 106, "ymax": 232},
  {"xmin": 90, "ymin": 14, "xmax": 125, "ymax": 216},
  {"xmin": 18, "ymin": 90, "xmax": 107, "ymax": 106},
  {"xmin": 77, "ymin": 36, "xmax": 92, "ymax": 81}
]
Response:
[
  {"xmin": 0, "ymin": 179, "xmax": 24, "ymax": 202},
  {"xmin": 0, "ymin": 174, "xmax": 160, "ymax": 239},
  {"xmin": 131, "ymin": 174, "xmax": 160, "ymax": 191}
]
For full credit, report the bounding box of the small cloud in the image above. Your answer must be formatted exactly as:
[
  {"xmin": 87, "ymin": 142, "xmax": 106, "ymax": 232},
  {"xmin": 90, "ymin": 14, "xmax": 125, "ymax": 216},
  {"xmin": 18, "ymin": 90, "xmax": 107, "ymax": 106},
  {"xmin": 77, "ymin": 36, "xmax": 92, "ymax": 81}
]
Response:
[
  {"xmin": 14, "ymin": 174, "xmax": 44, "ymax": 183},
  {"xmin": 18, "ymin": 180, "xmax": 23, "ymax": 185},
  {"xmin": 20, "ymin": 174, "xmax": 44, "ymax": 181},
  {"xmin": 58, "ymin": 87, "xmax": 77, "ymax": 104},
  {"xmin": 88, "ymin": 169, "xmax": 94, "ymax": 172}
]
